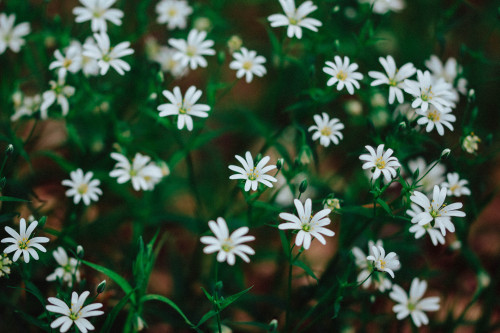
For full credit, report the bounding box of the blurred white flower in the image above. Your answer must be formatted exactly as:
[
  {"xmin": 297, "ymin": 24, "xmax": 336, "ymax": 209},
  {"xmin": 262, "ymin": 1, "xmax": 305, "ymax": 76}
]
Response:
[
  {"xmin": 425, "ymin": 55, "xmax": 467, "ymax": 96},
  {"xmin": 0, "ymin": 13, "xmax": 30, "ymax": 54},
  {"xmin": 46, "ymin": 291, "xmax": 104, "ymax": 333},
  {"xmin": 109, "ymin": 152, "xmax": 163, "ymax": 191},
  {"xmin": 75, "ymin": 38, "xmax": 100, "ymax": 76},
  {"xmin": 73, "ymin": 0, "xmax": 123, "ymax": 32},
  {"xmin": 278, "ymin": 198, "xmax": 334, "ymax": 250},
  {"xmin": 404, "ymin": 70, "xmax": 456, "ymax": 112},
  {"xmin": 407, "ymin": 157, "xmax": 446, "ymax": 194},
  {"xmin": 389, "ymin": 278, "xmax": 440, "ymax": 327},
  {"xmin": 200, "ymin": 217, "xmax": 255, "ymax": 265},
  {"xmin": 2, "ymin": 218, "xmax": 49, "ymax": 263},
  {"xmin": 268, "ymin": 0, "xmax": 322, "ymax": 39},
  {"xmin": 308, "ymin": 112, "xmax": 344, "ymax": 147},
  {"xmin": 153, "ymin": 46, "xmax": 188, "ymax": 78},
  {"xmin": 11, "ymin": 92, "xmax": 41, "ymax": 122},
  {"xmin": 463, "ymin": 133, "xmax": 480, "ymax": 154},
  {"xmin": 168, "ymin": 29, "xmax": 215, "ymax": 70},
  {"xmin": 441, "ymin": 172, "xmax": 471, "ymax": 197},
  {"xmin": 359, "ymin": 0, "xmax": 405, "ymax": 14},
  {"xmin": 366, "ymin": 245, "xmax": 400, "ymax": 278},
  {"xmin": 62, "ymin": 169, "xmax": 102, "ymax": 206},
  {"xmin": 228, "ymin": 151, "xmax": 277, "ymax": 192},
  {"xmin": 156, "ymin": 0, "xmax": 192, "ymax": 30},
  {"xmin": 40, "ymin": 72, "xmax": 75, "ymax": 119},
  {"xmin": 49, "ymin": 43, "xmax": 83, "ymax": 77},
  {"xmin": 229, "ymin": 47, "xmax": 267, "ymax": 83},
  {"xmin": 407, "ymin": 203, "xmax": 445, "ymax": 246},
  {"xmin": 157, "ymin": 86, "xmax": 210, "ymax": 131},
  {"xmin": 324, "ymin": 198, "xmax": 341, "ymax": 211},
  {"xmin": 352, "ymin": 240, "xmax": 396, "ymax": 291},
  {"xmin": 83, "ymin": 31, "xmax": 134, "ymax": 75},
  {"xmin": 323, "ymin": 56, "xmax": 364, "ymax": 95},
  {"xmin": 359, "ymin": 144, "xmax": 400, "ymax": 182},
  {"xmin": 415, "ymin": 105, "xmax": 456, "ymax": 136},
  {"xmin": 46, "ymin": 247, "xmax": 81, "ymax": 287},
  {"xmin": 0, "ymin": 253, "xmax": 12, "ymax": 277}
]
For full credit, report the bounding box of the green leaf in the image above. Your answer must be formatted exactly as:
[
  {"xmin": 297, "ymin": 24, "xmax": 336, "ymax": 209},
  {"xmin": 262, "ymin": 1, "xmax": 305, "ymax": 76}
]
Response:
[
  {"xmin": 195, "ymin": 310, "xmax": 217, "ymax": 328},
  {"xmin": 141, "ymin": 294, "xmax": 201, "ymax": 332},
  {"xmin": 376, "ymin": 198, "xmax": 394, "ymax": 217},
  {"xmin": 219, "ymin": 285, "xmax": 253, "ymax": 311},
  {"xmin": 292, "ymin": 260, "xmax": 319, "ymax": 282},
  {"xmin": 101, "ymin": 290, "xmax": 136, "ymax": 333},
  {"xmin": 0, "ymin": 196, "xmax": 30, "ymax": 202},
  {"xmin": 14, "ymin": 310, "xmax": 49, "ymax": 331}
]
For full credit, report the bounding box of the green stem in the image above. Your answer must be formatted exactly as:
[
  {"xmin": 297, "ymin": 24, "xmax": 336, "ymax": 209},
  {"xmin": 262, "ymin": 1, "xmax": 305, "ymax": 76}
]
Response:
[{"xmin": 214, "ymin": 262, "xmax": 222, "ymax": 333}]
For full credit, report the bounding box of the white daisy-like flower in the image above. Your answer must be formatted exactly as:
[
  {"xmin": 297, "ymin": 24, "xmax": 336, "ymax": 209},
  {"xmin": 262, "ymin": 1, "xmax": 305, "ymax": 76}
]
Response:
[
  {"xmin": 229, "ymin": 47, "xmax": 267, "ymax": 83},
  {"xmin": 153, "ymin": 46, "xmax": 188, "ymax": 78},
  {"xmin": 0, "ymin": 253, "xmax": 12, "ymax": 277},
  {"xmin": 462, "ymin": 133, "xmax": 480, "ymax": 154},
  {"xmin": 359, "ymin": 144, "xmax": 401, "ymax": 182},
  {"xmin": 228, "ymin": 151, "xmax": 278, "ymax": 192},
  {"xmin": 46, "ymin": 247, "xmax": 81, "ymax": 287},
  {"xmin": 404, "ymin": 70, "xmax": 456, "ymax": 112},
  {"xmin": 49, "ymin": 43, "xmax": 83, "ymax": 77},
  {"xmin": 156, "ymin": 0, "xmax": 192, "ymax": 30},
  {"xmin": 409, "ymin": 185, "xmax": 466, "ymax": 236},
  {"xmin": 359, "ymin": 0, "xmax": 405, "ymax": 14},
  {"xmin": 200, "ymin": 217, "xmax": 255, "ymax": 265},
  {"xmin": 407, "ymin": 157, "xmax": 446, "ymax": 194},
  {"xmin": 267, "ymin": 0, "xmax": 322, "ymax": 39},
  {"xmin": 157, "ymin": 86, "xmax": 210, "ymax": 131},
  {"xmin": 46, "ymin": 291, "xmax": 104, "ymax": 333},
  {"xmin": 40, "ymin": 72, "xmax": 76, "ymax": 119},
  {"xmin": 425, "ymin": 55, "xmax": 467, "ymax": 96},
  {"xmin": 415, "ymin": 105, "xmax": 456, "ymax": 136},
  {"xmin": 0, "ymin": 13, "xmax": 30, "ymax": 54},
  {"xmin": 11, "ymin": 92, "xmax": 41, "ymax": 122},
  {"xmin": 72, "ymin": 39, "xmax": 100, "ymax": 76},
  {"xmin": 62, "ymin": 169, "xmax": 102, "ymax": 206},
  {"xmin": 366, "ymin": 245, "xmax": 400, "ymax": 278},
  {"xmin": 308, "ymin": 112, "xmax": 344, "ymax": 147},
  {"xmin": 109, "ymin": 152, "xmax": 163, "ymax": 191},
  {"xmin": 441, "ymin": 172, "xmax": 471, "ymax": 197},
  {"xmin": 352, "ymin": 240, "xmax": 396, "ymax": 292},
  {"xmin": 83, "ymin": 31, "xmax": 134, "ymax": 75},
  {"xmin": 2, "ymin": 218, "xmax": 49, "ymax": 263},
  {"xmin": 168, "ymin": 29, "xmax": 215, "ymax": 70},
  {"xmin": 278, "ymin": 198, "xmax": 335, "ymax": 250},
  {"xmin": 389, "ymin": 278, "xmax": 440, "ymax": 327},
  {"xmin": 323, "ymin": 56, "xmax": 364, "ymax": 95},
  {"xmin": 368, "ymin": 56, "xmax": 416, "ymax": 104},
  {"xmin": 407, "ymin": 203, "xmax": 445, "ymax": 246},
  {"xmin": 73, "ymin": 0, "xmax": 123, "ymax": 32}
]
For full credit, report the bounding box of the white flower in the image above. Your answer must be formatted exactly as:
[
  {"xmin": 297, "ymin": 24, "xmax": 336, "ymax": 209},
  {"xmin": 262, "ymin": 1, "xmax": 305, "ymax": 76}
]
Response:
[
  {"xmin": 415, "ymin": 105, "xmax": 456, "ymax": 136},
  {"xmin": 83, "ymin": 31, "xmax": 134, "ymax": 75},
  {"xmin": 200, "ymin": 217, "xmax": 255, "ymax": 265},
  {"xmin": 0, "ymin": 13, "xmax": 30, "ymax": 54},
  {"xmin": 267, "ymin": 0, "xmax": 322, "ymax": 39},
  {"xmin": 229, "ymin": 47, "xmax": 267, "ymax": 83},
  {"xmin": 73, "ymin": 0, "xmax": 123, "ymax": 32},
  {"xmin": 389, "ymin": 278, "xmax": 440, "ymax": 327},
  {"xmin": 46, "ymin": 247, "xmax": 81, "ymax": 287},
  {"xmin": 404, "ymin": 70, "xmax": 456, "ymax": 112},
  {"xmin": 323, "ymin": 56, "xmax": 364, "ymax": 95},
  {"xmin": 278, "ymin": 198, "xmax": 334, "ymax": 250},
  {"xmin": 2, "ymin": 218, "xmax": 49, "ymax": 263},
  {"xmin": 156, "ymin": 0, "xmax": 192, "ymax": 30},
  {"xmin": 359, "ymin": 0, "xmax": 405, "ymax": 14},
  {"xmin": 352, "ymin": 240, "xmax": 395, "ymax": 292},
  {"xmin": 359, "ymin": 144, "xmax": 400, "ymax": 182},
  {"xmin": 366, "ymin": 245, "xmax": 400, "ymax": 278},
  {"xmin": 0, "ymin": 253, "xmax": 12, "ymax": 277},
  {"xmin": 157, "ymin": 86, "xmax": 210, "ymax": 131},
  {"xmin": 407, "ymin": 157, "xmax": 446, "ymax": 194},
  {"xmin": 153, "ymin": 46, "xmax": 188, "ymax": 78},
  {"xmin": 49, "ymin": 44, "xmax": 83, "ymax": 77},
  {"xmin": 11, "ymin": 92, "xmax": 41, "ymax": 122},
  {"xmin": 368, "ymin": 56, "xmax": 416, "ymax": 104},
  {"xmin": 168, "ymin": 29, "xmax": 215, "ymax": 70},
  {"xmin": 409, "ymin": 185, "xmax": 465, "ymax": 236},
  {"xmin": 462, "ymin": 133, "xmax": 480, "ymax": 154},
  {"xmin": 228, "ymin": 151, "xmax": 277, "ymax": 192},
  {"xmin": 74, "ymin": 38, "xmax": 100, "ymax": 76},
  {"xmin": 109, "ymin": 152, "xmax": 163, "ymax": 191},
  {"xmin": 46, "ymin": 291, "xmax": 104, "ymax": 333},
  {"xmin": 324, "ymin": 198, "xmax": 340, "ymax": 211},
  {"xmin": 308, "ymin": 112, "xmax": 344, "ymax": 147},
  {"xmin": 407, "ymin": 203, "xmax": 445, "ymax": 246},
  {"xmin": 62, "ymin": 169, "xmax": 102, "ymax": 206},
  {"xmin": 40, "ymin": 72, "xmax": 76, "ymax": 119},
  {"xmin": 441, "ymin": 172, "xmax": 471, "ymax": 197},
  {"xmin": 425, "ymin": 55, "xmax": 467, "ymax": 96}
]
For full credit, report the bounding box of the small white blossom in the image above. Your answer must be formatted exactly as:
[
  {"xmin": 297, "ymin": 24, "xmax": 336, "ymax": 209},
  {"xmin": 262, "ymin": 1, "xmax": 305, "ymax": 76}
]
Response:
[
  {"xmin": 0, "ymin": 13, "xmax": 30, "ymax": 54},
  {"xmin": 0, "ymin": 253, "xmax": 12, "ymax": 277},
  {"xmin": 62, "ymin": 169, "xmax": 102, "ymax": 206},
  {"xmin": 407, "ymin": 203, "xmax": 445, "ymax": 246},
  {"xmin": 268, "ymin": 0, "xmax": 322, "ymax": 39},
  {"xmin": 390, "ymin": 278, "xmax": 440, "ymax": 327},
  {"xmin": 366, "ymin": 245, "xmax": 400, "ymax": 278},
  {"xmin": 308, "ymin": 112, "xmax": 344, "ymax": 147},
  {"xmin": 415, "ymin": 105, "xmax": 456, "ymax": 136},
  {"xmin": 229, "ymin": 47, "xmax": 267, "ymax": 83},
  {"xmin": 359, "ymin": 144, "xmax": 401, "ymax": 182},
  {"xmin": 152, "ymin": 46, "xmax": 188, "ymax": 78},
  {"xmin": 109, "ymin": 152, "xmax": 163, "ymax": 191},
  {"xmin": 46, "ymin": 247, "xmax": 81, "ymax": 287},
  {"xmin": 278, "ymin": 198, "xmax": 335, "ymax": 250},
  {"xmin": 368, "ymin": 56, "xmax": 416, "ymax": 104},
  {"xmin": 359, "ymin": 0, "xmax": 405, "ymax": 14},
  {"xmin": 323, "ymin": 56, "xmax": 364, "ymax": 95},
  {"xmin": 155, "ymin": 0, "xmax": 192, "ymax": 30},
  {"xmin": 157, "ymin": 86, "xmax": 210, "ymax": 131},
  {"xmin": 352, "ymin": 240, "xmax": 395, "ymax": 292},
  {"xmin": 83, "ymin": 31, "xmax": 134, "ymax": 75},
  {"xmin": 407, "ymin": 157, "xmax": 446, "ymax": 194},
  {"xmin": 441, "ymin": 172, "xmax": 471, "ymax": 197},
  {"xmin": 462, "ymin": 133, "xmax": 480, "ymax": 154},
  {"xmin": 40, "ymin": 72, "xmax": 76, "ymax": 119},
  {"xmin": 46, "ymin": 291, "xmax": 104, "ymax": 333},
  {"xmin": 2, "ymin": 218, "xmax": 49, "ymax": 263},
  {"xmin": 324, "ymin": 198, "xmax": 340, "ymax": 211},
  {"xmin": 11, "ymin": 92, "xmax": 41, "ymax": 122},
  {"xmin": 228, "ymin": 151, "xmax": 277, "ymax": 192},
  {"xmin": 49, "ymin": 43, "xmax": 83, "ymax": 77},
  {"xmin": 404, "ymin": 70, "xmax": 456, "ymax": 112},
  {"xmin": 426, "ymin": 55, "xmax": 467, "ymax": 96},
  {"xmin": 200, "ymin": 217, "xmax": 255, "ymax": 265},
  {"xmin": 73, "ymin": 0, "xmax": 123, "ymax": 32},
  {"xmin": 73, "ymin": 39, "xmax": 100, "ymax": 76},
  {"xmin": 168, "ymin": 29, "xmax": 215, "ymax": 70}
]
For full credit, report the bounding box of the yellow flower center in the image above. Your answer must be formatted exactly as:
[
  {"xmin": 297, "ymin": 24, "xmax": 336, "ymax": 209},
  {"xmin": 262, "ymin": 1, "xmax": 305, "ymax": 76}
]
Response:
[
  {"xmin": 69, "ymin": 311, "xmax": 80, "ymax": 321},
  {"xmin": 63, "ymin": 59, "xmax": 73, "ymax": 68},
  {"xmin": 421, "ymin": 87, "xmax": 433, "ymax": 101},
  {"xmin": 168, "ymin": 8, "xmax": 177, "ymax": 17},
  {"xmin": 320, "ymin": 126, "xmax": 332, "ymax": 137},
  {"xmin": 179, "ymin": 107, "xmax": 187, "ymax": 114},
  {"xmin": 247, "ymin": 168, "xmax": 259, "ymax": 181},
  {"xmin": 375, "ymin": 157, "xmax": 386, "ymax": 169},
  {"xmin": 186, "ymin": 45, "xmax": 197, "ymax": 57},
  {"xmin": 242, "ymin": 61, "xmax": 253, "ymax": 70},
  {"xmin": 379, "ymin": 259, "xmax": 386, "ymax": 270},
  {"xmin": 18, "ymin": 238, "xmax": 30, "ymax": 250},
  {"xmin": 427, "ymin": 109, "xmax": 440, "ymax": 122},
  {"xmin": 450, "ymin": 184, "xmax": 459, "ymax": 193},
  {"xmin": 221, "ymin": 240, "xmax": 233, "ymax": 252},
  {"xmin": 77, "ymin": 183, "xmax": 88, "ymax": 195},
  {"xmin": 289, "ymin": 17, "xmax": 299, "ymax": 25},
  {"xmin": 301, "ymin": 223, "xmax": 311, "ymax": 232},
  {"xmin": 336, "ymin": 70, "xmax": 347, "ymax": 81}
]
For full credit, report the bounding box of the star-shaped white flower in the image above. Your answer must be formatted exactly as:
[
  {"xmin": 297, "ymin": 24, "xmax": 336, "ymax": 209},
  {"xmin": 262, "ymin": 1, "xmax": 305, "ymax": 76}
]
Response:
[
  {"xmin": 83, "ymin": 31, "xmax": 134, "ymax": 75},
  {"xmin": 228, "ymin": 151, "xmax": 277, "ymax": 192},
  {"xmin": 229, "ymin": 47, "xmax": 267, "ymax": 83},
  {"xmin": 46, "ymin": 247, "xmax": 81, "ymax": 287},
  {"xmin": 46, "ymin": 291, "xmax": 104, "ymax": 333},
  {"xmin": 359, "ymin": 0, "xmax": 405, "ymax": 14},
  {"xmin": 389, "ymin": 278, "xmax": 440, "ymax": 327},
  {"xmin": 109, "ymin": 152, "xmax": 163, "ymax": 191},
  {"xmin": 366, "ymin": 245, "xmax": 400, "ymax": 278},
  {"xmin": 462, "ymin": 133, "xmax": 480, "ymax": 154},
  {"xmin": 62, "ymin": 169, "xmax": 102, "ymax": 206},
  {"xmin": 40, "ymin": 72, "xmax": 75, "ymax": 119},
  {"xmin": 404, "ymin": 70, "xmax": 456, "ymax": 112},
  {"xmin": 308, "ymin": 112, "xmax": 344, "ymax": 147},
  {"xmin": 0, "ymin": 253, "xmax": 12, "ymax": 277},
  {"xmin": 2, "ymin": 218, "xmax": 49, "ymax": 263},
  {"xmin": 268, "ymin": 0, "xmax": 322, "ymax": 39},
  {"xmin": 168, "ymin": 29, "xmax": 215, "ymax": 70},
  {"xmin": 323, "ymin": 56, "xmax": 364, "ymax": 95},
  {"xmin": 156, "ymin": 0, "xmax": 192, "ymax": 30},
  {"xmin": 152, "ymin": 46, "xmax": 188, "ymax": 78},
  {"xmin": 200, "ymin": 217, "xmax": 255, "ymax": 265},
  {"xmin": 11, "ymin": 92, "xmax": 41, "ymax": 122},
  {"xmin": 407, "ymin": 203, "xmax": 445, "ymax": 246},
  {"xmin": 0, "ymin": 13, "xmax": 30, "ymax": 54},
  {"xmin": 425, "ymin": 55, "xmax": 467, "ymax": 96},
  {"xmin": 441, "ymin": 172, "xmax": 471, "ymax": 197},
  {"xmin": 49, "ymin": 43, "xmax": 83, "ymax": 77},
  {"xmin": 73, "ymin": 0, "xmax": 123, "ymax": 32},
  {"xmin": 278, "ymin": 198, "xmax": 334, "ymax": 250},
  {"xmin": 359, "ymin": 144, "xmax": 400, "ymax": 182},
  {"xmin": 352, "ymin": 240, "xmax": 396, "ymax": 292},
  {"xmin": 415, "ymin": 105, "xmax": 456, "ymax": 136}
]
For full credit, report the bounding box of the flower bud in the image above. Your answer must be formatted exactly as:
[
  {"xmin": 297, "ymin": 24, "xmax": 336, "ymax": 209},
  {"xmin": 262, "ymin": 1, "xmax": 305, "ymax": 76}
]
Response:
[
  {"xmin": 467, "ymin": 88, "xmax": 475, "ymax": 103},
  {"xmin": 299, "ymin": 179, "xmax": 308, "ymax": 193},
  {"xmin": 227, "ymin": 35, "xmax": 243, "ymax": 53},
  {"xmin": 97, "ymin": 280, "xmax": 106, "ymax": 294},
  {"xmin": 440, "ymin": 148, "xmax": 451, "ymax": 159},
  {"xmin": 76, "ymin": 245, "xmax": 84, "ymax": 258},
  {"xmin": 5, "ymin": 144, "xmax": 14, "ymax": 155},
  {"xmin": 268, "ymin": 319, "xmax": 278, "ymax": 332},
  {"xmin": 276, "ymin": 158, "xmax": 284, "ymax": 171},
  {"xmin": 194, "ymin": 17, "xmax": 212, "ymax": 31}
]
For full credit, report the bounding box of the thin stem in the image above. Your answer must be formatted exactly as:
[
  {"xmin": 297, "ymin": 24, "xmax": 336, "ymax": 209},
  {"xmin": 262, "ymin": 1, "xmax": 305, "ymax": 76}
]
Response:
[{"xmin": 214, "ymin": 262, "xmax": 222, "ymax": 333}]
